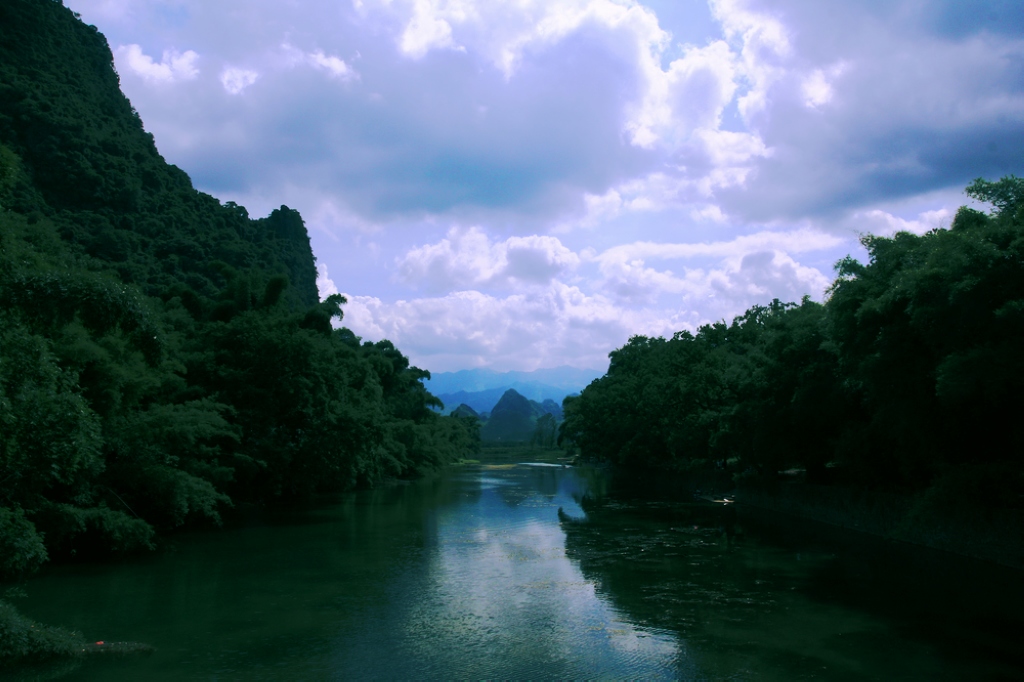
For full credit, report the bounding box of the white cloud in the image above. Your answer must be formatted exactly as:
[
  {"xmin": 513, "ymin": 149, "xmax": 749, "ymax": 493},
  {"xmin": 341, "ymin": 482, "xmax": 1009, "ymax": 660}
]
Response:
[
  {"xmin": 615, "ymin": 172, "xmax": 685, "ymax": 211},
  {"xmin": 96, "ymin": 0, "xmax": 822, "ymax": 233},
  {"xmin": 399, "ymin": 0, "xmax": 461, "ymax": 58},
  {"xmin": 397, "ymin": 227, "xmax": 501, "ymax": 289},
  {"xmin": 397, "ymin": 227, "xmax": 580, "ymax": 291},
  {"xmin": 281, "ymin": 44, "xmax": 359, "ymax": 80},
  {"xmin": 697, "ymin": 128, "xmax": 771, "ymax": 168},
  {"xmin": 584, "ymin": 189, "xmax": 622, "ymax": 214},
  {"xmin": 87, "ymin": 0, "xmax": 1024, "ymax": 230},
  {"xmin": 596, "ymin": 228, "xmax": 844, "ymax": 265},
  {"xmin": 713, "ymin": 5, "xmax": 1024, "ymax": 223},
  {"xmin": 306, "ymin": 198, "xmax": 381, "ymax": 240},
  {"xmin": 308, "ymin": 50, "xmax": 357, "ymax": 79},
  {"xmin": 627, "ymin": 39, "xmax": 738, "ymax": 150},
  {"xmin": 691, "ymin": 203, "xmax": 726, "ymax": 222},
  {"xmin": 709, "ymin": 0, "xmax": 790, "ymax": 122},
  {"xmin": 707, "ymin": 249, "xmax": 831, "ymax": 304},
  {"xmin": 597, "ymin": 246, "xmax": 831, "ymax": 313},
  {"xmin": 855, "ymin": 207, "xmax": 952, "ymax": 236},
  {"xmin": 220, "ymin": 67, "xmax": 259, "ymax": 94},
  {"xmin": 368, "ymin": 0, "xmax": 754, "ymax": 159},
  {"xmin": 69, "ymin": 0, "xmax": 1024, "ymax": 373},
  {"xmin": 802, "ymin": 69, "xmax": 832, "ymax": 108},
  {"xmin": 341, "ymin": 283, "xmax": 677, "ymax": 372},
  {"xmin": 566, "ymin": 189, "xmax": 622, "ymax": 230},
  {"xmin": 316, "ymin": 263, "xmax": 340, "ymax": 300},
  {"xmin": 594, "ymin": 228, "xmax": 840, "ymax": 309},
  {"xmin": 359, "ymin": 224, "xmax": 840, "ymax": 371},
  {"xmin": 115, "ymin": 44, "xmax": 199, "ymax": 83},
  {"xmin": 504, "ymin": 235, "xmax": 581, "ymax": 283},
  {"xmin": 801, "ymin": 62, "xmax": 847, "ymax": 109},
  {"xmin": 342, "ymin": 231, "xmax": 834, "ymax": 372}
]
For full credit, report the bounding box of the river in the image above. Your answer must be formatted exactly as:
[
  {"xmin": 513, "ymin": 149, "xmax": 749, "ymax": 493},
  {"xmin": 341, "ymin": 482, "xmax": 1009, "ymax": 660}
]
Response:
[{"xmin": 12, "ymin": 459, "xmax": 1024, "ymax": 680}]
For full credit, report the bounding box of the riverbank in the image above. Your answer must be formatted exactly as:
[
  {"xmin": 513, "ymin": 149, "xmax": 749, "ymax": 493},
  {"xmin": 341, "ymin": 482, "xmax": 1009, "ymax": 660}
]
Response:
[
  {"xmin": 475, "ymin": 445, "xmax": 572, "ymax": 465},
  {"xmin": 737, "ymin": 479, "xmax": 1024, "ymax": 570},
  {"xmin": 0, "ymin": 598, "xmax": 85, "ymax": 665},
  {"xmin": 581, "ymin": 459, "xmax": 1024, "ymax": 571},
  {"xmin": 11, "ymin": 456, "xmax": 1024, "ymax": 679},
  {"xmin": 1, "ymin": 598, "xmax": 155, "ymax": 669}
]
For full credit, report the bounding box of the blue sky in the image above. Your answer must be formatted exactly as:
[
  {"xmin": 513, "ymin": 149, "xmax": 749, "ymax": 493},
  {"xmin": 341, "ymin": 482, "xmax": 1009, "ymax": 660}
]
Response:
[{"xmin": 70, "ymin": 0, "xmax": 1024, "ymax": 372}]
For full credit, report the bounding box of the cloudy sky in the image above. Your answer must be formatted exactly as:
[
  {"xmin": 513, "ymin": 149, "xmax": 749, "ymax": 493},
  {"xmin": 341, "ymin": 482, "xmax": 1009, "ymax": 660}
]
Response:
[{"xmin": 70, "ymin": 0, "xmax": 1024, "ymax": 372}]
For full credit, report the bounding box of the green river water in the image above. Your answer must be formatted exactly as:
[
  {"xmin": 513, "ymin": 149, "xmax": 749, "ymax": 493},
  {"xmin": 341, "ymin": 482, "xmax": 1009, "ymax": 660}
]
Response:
[{"xmin": 9, "ymin": 459, "xmax": 1024, "ymax": 680}]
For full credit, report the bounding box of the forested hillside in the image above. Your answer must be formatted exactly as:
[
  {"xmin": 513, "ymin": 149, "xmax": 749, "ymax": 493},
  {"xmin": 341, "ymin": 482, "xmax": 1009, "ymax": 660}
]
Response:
[
  {"xmin": 0, "ymin": 0, "xmax": 477, "ymax": 581},
  {"xmin": 562, "ymin": 177, "xmax": 1024, "ymax": 513}
]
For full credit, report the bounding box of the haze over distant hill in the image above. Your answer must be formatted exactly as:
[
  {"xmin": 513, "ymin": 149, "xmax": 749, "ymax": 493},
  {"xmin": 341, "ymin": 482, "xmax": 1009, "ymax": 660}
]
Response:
[
  {"xmin": 478, "ymin": 389, "xmax": 562, "ymax": 444},
  {"xmin": 424, "ymin": 366, "xmax": 604, "ymax": 414}
]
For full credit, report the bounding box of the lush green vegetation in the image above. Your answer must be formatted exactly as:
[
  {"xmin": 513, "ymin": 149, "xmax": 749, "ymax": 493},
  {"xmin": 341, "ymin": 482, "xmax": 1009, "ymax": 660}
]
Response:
[
  {"xmin": 0, "ymin": 595, "xmax": 86, "ymax": 663},
  {"xmin": 0, "ymin": 0, "xmax": 477, "ymax": 587},
  {"xmin": 562, "ymin": 176, "xmax": 1024, "ymax": 513}
]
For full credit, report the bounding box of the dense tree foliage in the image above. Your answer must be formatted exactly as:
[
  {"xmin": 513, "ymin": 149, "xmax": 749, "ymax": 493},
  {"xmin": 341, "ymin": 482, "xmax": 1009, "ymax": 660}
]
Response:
[
  {"xmin": 0, "ymin": 0, "xmax": 476, "ymax": 581},
  {"xmin": 563, "ymin": 176, "xmax": 1024, "ymax": 509}
]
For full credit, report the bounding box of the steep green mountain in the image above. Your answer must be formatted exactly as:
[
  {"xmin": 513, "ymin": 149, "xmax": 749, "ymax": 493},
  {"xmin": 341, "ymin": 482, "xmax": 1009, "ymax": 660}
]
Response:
[
  {"xmin": 0, "ymin": 0, "xmax": 318, "ymax": 307},
  {"xmin": 479, "ymin": 389, "xmax": 562, "ymax": 444},
  {"xmin": 451, "ymin": 404, "xmax": 481, "ymax": 419},
  {"xmin": 0, "ymin": 0, "xmax": 476, "ymax": 582}
]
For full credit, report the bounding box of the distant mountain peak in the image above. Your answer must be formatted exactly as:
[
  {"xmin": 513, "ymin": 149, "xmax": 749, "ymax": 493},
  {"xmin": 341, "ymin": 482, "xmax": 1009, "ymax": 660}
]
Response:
[
  {"xmin": 451, "ymin": 403, "xmax": 480, "ymax": 419},
  {"xmin": 479, "ymin": 388, "xmax": 564, "ymax": 443},
  {"xmin": 491, "ymin": 388, "xmax": 531, "ymax": 414},
  {"xmin": 426, "ymin": 366, "xmax": 604, "ymax": 415}
]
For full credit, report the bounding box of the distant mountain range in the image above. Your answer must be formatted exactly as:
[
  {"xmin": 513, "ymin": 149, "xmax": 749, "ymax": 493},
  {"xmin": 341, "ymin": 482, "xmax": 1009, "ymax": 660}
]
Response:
[
  {"xmin": 457, "ymin": 389, "xmax": 563, "ymax": 444},
  {"xmin": 424, "ymin": 366, "xmax": 605, "ymax": 414}
]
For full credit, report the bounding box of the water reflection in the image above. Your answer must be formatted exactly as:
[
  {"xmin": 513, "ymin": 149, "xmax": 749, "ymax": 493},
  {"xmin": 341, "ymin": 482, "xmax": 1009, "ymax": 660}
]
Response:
[
  {"xmin": 561, "ymin": 474, "xmax": 1024, "ymax": 681},
  {"xmin": 12, "ymin": 462, "xmax": 1024, "ymax": 680},
  {"xmin": 327, "ymin": 464, "xmax": 685, "ymax": 680}
]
